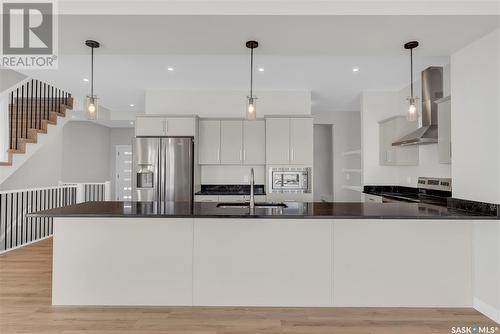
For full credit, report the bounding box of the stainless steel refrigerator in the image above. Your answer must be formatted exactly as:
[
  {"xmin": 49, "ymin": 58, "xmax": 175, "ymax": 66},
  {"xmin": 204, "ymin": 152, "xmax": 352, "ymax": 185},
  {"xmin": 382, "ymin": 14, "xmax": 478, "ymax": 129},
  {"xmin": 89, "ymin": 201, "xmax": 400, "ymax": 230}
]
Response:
[{"xmin": 133, "ymin": 137, "xmax": 194, "ymax": 203}]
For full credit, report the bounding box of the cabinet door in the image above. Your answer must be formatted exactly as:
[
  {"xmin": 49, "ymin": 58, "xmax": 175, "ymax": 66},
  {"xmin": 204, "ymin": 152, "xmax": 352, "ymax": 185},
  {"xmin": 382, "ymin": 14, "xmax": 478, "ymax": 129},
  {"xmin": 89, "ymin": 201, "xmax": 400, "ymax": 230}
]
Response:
[
  {"xmin": 164, "ymin": 118, "xmax": 196, "ymax": 136},
  {"xmin": 438, "ymin": 99, "xmax": 451, "ymax": 164},
  {"xmin": 220, "ymin": 120, "xmax": 243, "ymax": 164},
  {"xmin": 135, "ymin": 117, "xmax": 165, "ymax": 136},
  {"xmin": 243, "ymin": 120, "xmax": 266, "ymax": 165},
  {"xmin": 266, "ymin": 118, "xmax": 290, "ymax": 164},
  {"xmin": 199, "ymin": 120, "xmax": 221, "ymax": 164},
  {"xmin": 290, "ymin": 118, "xmax": 314, "ymax": 165}
]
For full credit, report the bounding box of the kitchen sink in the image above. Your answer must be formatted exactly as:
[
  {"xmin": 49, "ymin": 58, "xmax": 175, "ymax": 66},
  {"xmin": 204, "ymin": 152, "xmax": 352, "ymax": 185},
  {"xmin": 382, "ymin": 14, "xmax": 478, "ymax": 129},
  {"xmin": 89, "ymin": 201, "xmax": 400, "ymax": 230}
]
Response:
[{"xmin": 216, "ymin": 202, "xmax": 288, "ymax": 209}]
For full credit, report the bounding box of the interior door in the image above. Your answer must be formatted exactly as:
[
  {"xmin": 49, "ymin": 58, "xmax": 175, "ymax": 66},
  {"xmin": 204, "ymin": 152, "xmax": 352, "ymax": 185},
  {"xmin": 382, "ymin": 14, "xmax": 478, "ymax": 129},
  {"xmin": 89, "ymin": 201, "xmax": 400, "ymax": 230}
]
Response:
[{"xmin": 115, "ymin": 145, "xmax": 133, "ymax": 200}]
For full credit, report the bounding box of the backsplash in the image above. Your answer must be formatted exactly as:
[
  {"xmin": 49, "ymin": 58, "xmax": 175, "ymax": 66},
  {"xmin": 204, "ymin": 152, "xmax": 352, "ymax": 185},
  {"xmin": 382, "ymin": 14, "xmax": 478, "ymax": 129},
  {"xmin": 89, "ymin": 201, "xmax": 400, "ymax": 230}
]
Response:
[{"xmin": 201, "ymin": 165, "xmax": 265, "ymax": 185}]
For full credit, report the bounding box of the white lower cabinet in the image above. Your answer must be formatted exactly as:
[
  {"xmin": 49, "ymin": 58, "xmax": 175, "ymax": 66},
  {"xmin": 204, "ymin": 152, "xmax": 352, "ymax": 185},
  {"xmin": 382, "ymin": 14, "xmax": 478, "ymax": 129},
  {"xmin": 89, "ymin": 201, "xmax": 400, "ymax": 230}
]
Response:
[
  {"xmin": 193, "ymin": 219, "xmax": 333, "ymax": 306},
  {"xmin": 194, "ymin": 195, "xmax": 219, "ymax": 202}
]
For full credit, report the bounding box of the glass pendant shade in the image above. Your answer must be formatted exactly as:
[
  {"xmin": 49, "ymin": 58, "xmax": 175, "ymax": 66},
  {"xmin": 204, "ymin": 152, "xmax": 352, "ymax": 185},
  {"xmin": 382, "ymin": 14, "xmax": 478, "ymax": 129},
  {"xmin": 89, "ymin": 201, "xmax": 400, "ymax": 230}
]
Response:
[
  {"xmin": 85, "ymin": 95, "xmax": 98, "ymax": 120},
  {"xmin": 407, "ymin": 96, "xmax": 418, "ymax": 121},
  {"xmin": 246, "ymin": 96, "xmax": 257, "ymax": 120}
]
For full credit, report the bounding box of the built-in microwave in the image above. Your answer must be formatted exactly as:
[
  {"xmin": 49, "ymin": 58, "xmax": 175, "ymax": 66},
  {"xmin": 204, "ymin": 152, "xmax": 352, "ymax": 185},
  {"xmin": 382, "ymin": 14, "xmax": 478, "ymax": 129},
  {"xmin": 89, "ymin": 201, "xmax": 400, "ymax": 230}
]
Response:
[{"xmin": 268, "ymin": 167, "xmax": 311, "ymax": 193}]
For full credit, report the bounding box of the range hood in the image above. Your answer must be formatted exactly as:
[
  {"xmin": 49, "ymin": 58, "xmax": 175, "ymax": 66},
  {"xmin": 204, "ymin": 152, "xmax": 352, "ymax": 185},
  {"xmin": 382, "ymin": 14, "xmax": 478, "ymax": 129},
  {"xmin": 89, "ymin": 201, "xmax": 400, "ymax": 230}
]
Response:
[{"xmin": 392, "ymin": 66, "xmax": 443, "ymax": 146}]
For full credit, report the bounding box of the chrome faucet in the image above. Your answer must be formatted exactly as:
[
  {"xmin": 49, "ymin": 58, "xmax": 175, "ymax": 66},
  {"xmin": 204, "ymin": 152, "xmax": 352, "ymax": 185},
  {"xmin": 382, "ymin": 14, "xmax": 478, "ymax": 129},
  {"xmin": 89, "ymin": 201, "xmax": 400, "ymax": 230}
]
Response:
[{"xmin": 249, "ymin": 168, "xmax": 255, "ymax": 209}]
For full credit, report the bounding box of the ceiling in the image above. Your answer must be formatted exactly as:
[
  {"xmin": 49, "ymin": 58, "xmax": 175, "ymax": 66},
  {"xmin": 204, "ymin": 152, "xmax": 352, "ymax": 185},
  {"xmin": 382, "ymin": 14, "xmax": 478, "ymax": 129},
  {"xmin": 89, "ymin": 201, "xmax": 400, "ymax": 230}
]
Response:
[{"xmin": 19, "ymin": 15, "xmax": 500, "ymax": 117}]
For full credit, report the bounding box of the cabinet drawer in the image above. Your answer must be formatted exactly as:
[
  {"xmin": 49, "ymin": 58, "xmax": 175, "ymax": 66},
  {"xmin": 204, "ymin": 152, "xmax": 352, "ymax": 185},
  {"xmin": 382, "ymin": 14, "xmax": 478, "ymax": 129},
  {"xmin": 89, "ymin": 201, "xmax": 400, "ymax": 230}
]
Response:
[{"xmin": 363, "ymin": 194, "xmax": 383, "ymax": 203}]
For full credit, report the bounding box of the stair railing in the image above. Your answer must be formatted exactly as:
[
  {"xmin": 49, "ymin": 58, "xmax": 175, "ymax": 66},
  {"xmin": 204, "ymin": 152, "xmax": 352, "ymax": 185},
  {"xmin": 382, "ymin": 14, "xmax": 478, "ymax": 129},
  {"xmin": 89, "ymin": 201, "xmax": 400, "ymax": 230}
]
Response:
[
  {"xmin": 5, "ymin": 79, "xmax": 72, "ymax": 152},
  {"xmin": 0, "ymin": 181, "xmax": 110, "ymax": 253}
]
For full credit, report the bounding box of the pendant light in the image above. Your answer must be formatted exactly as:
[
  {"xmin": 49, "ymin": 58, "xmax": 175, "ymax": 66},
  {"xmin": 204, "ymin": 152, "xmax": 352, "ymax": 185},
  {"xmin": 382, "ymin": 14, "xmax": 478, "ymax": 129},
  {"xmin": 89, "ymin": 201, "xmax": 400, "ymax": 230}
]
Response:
[
  {"xmin": 85, "ymin": 40, "xmax": 100, "ymax": 120},
  {"xmin": 404, "ymin": 41, "xmax": 419, "ymax": 121},
  {"xmin": 246, "ymin": 40, "xmax": 258, "ymax": 120}
]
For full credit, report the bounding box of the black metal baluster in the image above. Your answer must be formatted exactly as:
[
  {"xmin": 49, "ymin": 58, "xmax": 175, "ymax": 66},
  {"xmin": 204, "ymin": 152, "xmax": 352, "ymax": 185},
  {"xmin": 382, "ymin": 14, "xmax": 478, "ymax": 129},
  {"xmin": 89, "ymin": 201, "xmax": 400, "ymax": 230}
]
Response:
[
  {"xmin": 30, "ymin": 80, "xmax": 33, "ymax": 130},
  {"xmin": 20, "ymin": 85, "xmax": 24, "ymax": 140},
  {"xmin": 0, "ymin": 194, "xmax": 3, "ymax": 251},
  {"xmin": 14, "ymin": 192, "xmax": 18, "ymax": 247},
  {"xmin": 29, "ymin": 191, "xmax": 33, "ymax": 242},
  {"xmin": 15, "ymin": 88, "xmax": 19, "ymax": 150},
  {"xmin": 35, "ymin": 190, "xmax": 38, "ymax": 239},
  {"xmin": 9, "ymin": 92, "xmax": 13, "ymax": 149}
]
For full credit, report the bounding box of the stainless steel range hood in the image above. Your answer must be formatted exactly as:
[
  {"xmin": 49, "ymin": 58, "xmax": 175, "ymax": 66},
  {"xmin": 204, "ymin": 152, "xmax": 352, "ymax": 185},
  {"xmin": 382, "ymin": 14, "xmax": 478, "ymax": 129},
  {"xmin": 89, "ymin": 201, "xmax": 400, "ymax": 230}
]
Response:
[{"xmin": 392, "ymin": 66, "xmax": 443, "ymax": 146}]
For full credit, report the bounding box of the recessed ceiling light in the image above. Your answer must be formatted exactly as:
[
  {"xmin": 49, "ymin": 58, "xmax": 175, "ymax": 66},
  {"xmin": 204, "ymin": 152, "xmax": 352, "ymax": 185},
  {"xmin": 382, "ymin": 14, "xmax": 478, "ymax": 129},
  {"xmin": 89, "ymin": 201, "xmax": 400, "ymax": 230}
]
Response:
[
  {"xmin": 83, "ymin": 78, "xmax": 89, "ymax": 82},
  {"xmin": 258, "ymin": 68, "xmax": 265, "ymax": 72},
  {"xmin": 167, "ymin": 67, "xmax": 174, "ymax": 71},
  {"xmin": 352, "ymin": 68, "xmax": 360, "ymax": 72},
  {"xmin": 129, "ymin": 104, "xmax": 135, "ymax": 107},
  {"xmin": 130, "ymin": 121, "xmax": 134, "ymax": 125}
]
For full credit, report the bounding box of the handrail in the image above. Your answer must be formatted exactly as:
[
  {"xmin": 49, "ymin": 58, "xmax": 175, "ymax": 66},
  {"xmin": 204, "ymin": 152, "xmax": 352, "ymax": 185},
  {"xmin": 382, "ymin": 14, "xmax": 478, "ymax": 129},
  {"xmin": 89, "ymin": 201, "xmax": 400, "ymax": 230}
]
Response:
[{"xmin": 0, "ymin": 184, "xmax": 76, "ymax": 195}]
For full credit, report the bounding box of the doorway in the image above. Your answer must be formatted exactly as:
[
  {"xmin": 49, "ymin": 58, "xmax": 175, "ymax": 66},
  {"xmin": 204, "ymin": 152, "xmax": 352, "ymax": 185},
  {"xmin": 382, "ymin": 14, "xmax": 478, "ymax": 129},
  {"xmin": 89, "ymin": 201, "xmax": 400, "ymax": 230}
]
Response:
[
  {"xmin": 115, "ymin": 145, "xmax": 133, "ymax": 201},
  {"xmin": 313, "ymin": 124, "xmax": 333, "ymax": 202}
]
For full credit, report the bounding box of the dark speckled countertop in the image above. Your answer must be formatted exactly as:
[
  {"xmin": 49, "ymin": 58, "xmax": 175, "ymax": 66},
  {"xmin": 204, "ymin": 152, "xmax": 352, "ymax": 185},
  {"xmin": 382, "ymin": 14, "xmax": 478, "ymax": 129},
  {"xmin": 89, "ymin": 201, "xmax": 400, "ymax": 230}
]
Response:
[{"xmin": 28, "ymin": 201, "xmax": 499, "ymax": 220}]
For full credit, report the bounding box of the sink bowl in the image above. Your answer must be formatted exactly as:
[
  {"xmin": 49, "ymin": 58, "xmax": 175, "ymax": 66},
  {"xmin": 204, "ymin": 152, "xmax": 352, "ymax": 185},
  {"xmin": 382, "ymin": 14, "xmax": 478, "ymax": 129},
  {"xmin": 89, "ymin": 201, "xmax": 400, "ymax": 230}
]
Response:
[{"xmin": 216, "ymin": 202, "xmax": 288, "ymax": 209}]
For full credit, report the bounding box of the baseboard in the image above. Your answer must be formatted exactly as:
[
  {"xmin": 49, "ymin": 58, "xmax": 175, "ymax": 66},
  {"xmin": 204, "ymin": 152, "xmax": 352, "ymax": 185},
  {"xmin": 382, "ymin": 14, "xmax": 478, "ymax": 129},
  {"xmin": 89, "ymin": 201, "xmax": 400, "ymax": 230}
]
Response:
[{"xmin": 474, "ymin": 297, "xmax": 500, "ymax": 324}]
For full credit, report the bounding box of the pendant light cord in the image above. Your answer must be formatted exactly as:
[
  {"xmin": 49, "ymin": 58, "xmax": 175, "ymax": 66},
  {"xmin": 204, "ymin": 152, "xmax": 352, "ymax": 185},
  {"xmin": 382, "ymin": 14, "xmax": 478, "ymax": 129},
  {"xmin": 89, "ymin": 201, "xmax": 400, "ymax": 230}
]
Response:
[
  {"xmin": 410, "ymin": 48, "xmax": 413, "ymax": 99},
  {"xmin": 91, "ymin": 46, "xmax": 94, "ymax": 98},
  {"xmin": 250, "ymin": 47, "xmax": 254, "ymax": 98}
]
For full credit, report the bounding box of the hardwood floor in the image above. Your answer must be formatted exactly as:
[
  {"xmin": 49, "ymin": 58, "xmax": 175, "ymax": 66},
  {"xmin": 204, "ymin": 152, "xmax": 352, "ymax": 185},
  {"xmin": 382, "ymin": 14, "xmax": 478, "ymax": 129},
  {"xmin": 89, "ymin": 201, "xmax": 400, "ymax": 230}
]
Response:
[{"xmin": 0, "ymin": 238, "xmax": 496, "ymax": 334}]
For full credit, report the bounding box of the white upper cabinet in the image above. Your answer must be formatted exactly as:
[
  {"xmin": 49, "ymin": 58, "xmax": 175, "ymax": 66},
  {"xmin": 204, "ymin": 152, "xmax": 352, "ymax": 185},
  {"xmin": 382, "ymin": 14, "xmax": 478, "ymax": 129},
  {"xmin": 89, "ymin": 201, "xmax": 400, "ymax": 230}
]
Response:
[
  {"xmin": 378, "ymin": 116, "xmax": 419, "ymax": 166},
  {"xmin": 199, "ymin": 120, "xmax": 221, "ymax": 164},
  {"xmin": 290, "ymin": 118, "xmax": 313, "ymax": 165},
  {"xmin": 437, "ymin": 96, "xmax": 451, "ymax": 164},
  {"xmin": 266, "ymin": 118, "xmax": 291, "ymax": 164},
  {"xmin": 220, "ymin": 120, "xmax": 243, "ymax": 164},
  {"xmin": 135, "ymin": 117, "xmax": 166, "ymax": 136},
  {"xmin": 243, "ymin": 120, "xmax": 265, "ymax": 165},
  {"xmin": 266, "ymin": 117, "xmax": 313, "ymax": 165},
  {"xmin": 135, "ymin": 116, "xmax": 196, "ymax": 137}
]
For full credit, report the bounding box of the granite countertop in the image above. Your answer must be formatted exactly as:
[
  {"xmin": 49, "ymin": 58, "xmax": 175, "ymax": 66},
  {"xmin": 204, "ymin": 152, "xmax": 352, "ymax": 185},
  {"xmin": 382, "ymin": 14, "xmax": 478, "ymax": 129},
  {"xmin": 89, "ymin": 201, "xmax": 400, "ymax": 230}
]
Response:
[
  {"xmin": 28, "ymin": 201, "xmax": 499, "ymax": 220},
  {"xmin": 195, "ymin": 184, "xmax": 266, "ymax": 196}
]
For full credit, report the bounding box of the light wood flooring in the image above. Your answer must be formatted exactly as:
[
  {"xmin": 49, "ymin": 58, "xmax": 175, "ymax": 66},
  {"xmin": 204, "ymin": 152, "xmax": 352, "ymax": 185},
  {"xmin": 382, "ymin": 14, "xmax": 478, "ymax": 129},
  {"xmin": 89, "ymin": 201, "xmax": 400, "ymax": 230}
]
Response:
[{"xmin": 0, "ymin": 238, "xmax": 496, "ymax": 333}]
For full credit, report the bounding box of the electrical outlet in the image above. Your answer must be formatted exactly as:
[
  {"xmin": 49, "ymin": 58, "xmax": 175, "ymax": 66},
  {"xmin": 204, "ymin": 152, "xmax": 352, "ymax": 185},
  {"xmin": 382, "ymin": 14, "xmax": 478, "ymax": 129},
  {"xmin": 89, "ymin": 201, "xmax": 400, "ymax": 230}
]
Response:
[
  {"xmin": 346, "ymin": 174, "xmax": 350, "ymax": 180},
  {"xmin": 243, "ymin": 175, "xmax": 249, "ymax": 183},
  {"xmin": 406, "ymin": 176, "xmax": 412, "ymax": 184}
]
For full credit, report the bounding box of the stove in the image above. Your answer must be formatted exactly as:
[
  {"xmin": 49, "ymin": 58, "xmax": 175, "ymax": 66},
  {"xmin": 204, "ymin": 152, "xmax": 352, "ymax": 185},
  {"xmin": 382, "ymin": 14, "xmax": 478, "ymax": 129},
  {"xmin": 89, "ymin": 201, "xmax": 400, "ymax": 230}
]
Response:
[{"xmin": 364, "ymin": 177, "xmax": 452, "ymax": 207}]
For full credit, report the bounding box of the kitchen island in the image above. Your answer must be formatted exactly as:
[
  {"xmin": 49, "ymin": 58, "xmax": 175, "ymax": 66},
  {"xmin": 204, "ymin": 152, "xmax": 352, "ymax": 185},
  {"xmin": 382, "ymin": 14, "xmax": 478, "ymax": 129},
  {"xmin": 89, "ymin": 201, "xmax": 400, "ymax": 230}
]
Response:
[{"xmin": 32, "ymin": 201, "xmax": 499, "ymax": 307}]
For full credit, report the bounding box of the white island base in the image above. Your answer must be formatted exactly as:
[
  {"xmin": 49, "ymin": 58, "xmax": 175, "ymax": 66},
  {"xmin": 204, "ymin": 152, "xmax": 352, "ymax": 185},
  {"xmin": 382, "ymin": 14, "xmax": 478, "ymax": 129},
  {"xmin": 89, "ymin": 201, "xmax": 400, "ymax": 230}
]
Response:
[{"xmin": 53, "ymin": 217, "xmax": 472, "ymax": 307}]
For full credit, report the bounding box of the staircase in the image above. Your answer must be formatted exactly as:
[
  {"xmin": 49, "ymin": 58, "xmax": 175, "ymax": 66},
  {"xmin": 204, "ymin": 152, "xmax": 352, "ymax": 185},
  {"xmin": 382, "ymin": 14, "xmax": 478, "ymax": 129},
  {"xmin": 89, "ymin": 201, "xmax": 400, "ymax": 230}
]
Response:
[{"xmin": 0, "ymin": 79, "xmax": 73, "ymax": 167}]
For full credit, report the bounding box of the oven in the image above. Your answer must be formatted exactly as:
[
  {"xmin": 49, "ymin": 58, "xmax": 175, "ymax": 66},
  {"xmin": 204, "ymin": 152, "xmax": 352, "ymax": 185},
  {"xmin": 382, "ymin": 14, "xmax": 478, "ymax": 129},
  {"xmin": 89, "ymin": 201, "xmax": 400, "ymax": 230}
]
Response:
[{"xmin": 268, "ymin": 167, "xmax": 311, "ymax": 193}]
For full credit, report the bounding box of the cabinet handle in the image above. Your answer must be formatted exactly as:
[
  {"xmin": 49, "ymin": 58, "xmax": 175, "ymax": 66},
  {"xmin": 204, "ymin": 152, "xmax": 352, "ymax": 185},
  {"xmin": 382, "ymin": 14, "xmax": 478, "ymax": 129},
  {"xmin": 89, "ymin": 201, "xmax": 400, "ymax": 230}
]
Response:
[
  {"xmin": 291, "ymin": 148, "xmax": 294, "ymax": 161},
  {"xmin": 239, "ymin": 150, "xmax": 242, "ymax": 161},
  {"xmin": 243, "ymin": 150, "xmax": 246, "ymax": 161},
  {"xmin": 163, "ymin": 119, "xmax": 169, "ymax": 134},
  {"xmin": 287, "ymin": 149, "xmax": 290, "ymax": 161},
  {"xmin": 217, "ymin": 148, "xmax": 220, "ymax": 162}
]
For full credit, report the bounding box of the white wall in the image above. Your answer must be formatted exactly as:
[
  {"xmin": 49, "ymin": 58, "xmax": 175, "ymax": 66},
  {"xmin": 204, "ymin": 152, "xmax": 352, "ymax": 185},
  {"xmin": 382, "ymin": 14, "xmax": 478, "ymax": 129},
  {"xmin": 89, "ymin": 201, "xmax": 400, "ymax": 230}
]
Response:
[
  {"xmin": 61, "ymin": 122, "xmax": 111, "ymax": 183},
  {"xmin": 314, "ymin": 111, "xmax": 361, "ymax": 202},
  {"xmin": 360, "ymin": 65, "xmax": 452, "ymax": 187},
  {"xmin": 451, "ymin": 29, "xmax": 500, "ymax": 204},
  {"xmin": 313, "ymin": 124, "xmax": 333, "ymax": 202},
  {"xmin": 146, "ymin": 90, "xmax": 311, "ymax": 117},
  {"xmin": 0, "ymin": 131, "xmax": 63, "ymax": 191},
  {"xmin": 0, "ymin": 69, "xmax": 27, "ymax": 93},
  {"xmin": 451, "ymin": 28, "xmax": 500, "ymax": 324}
]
